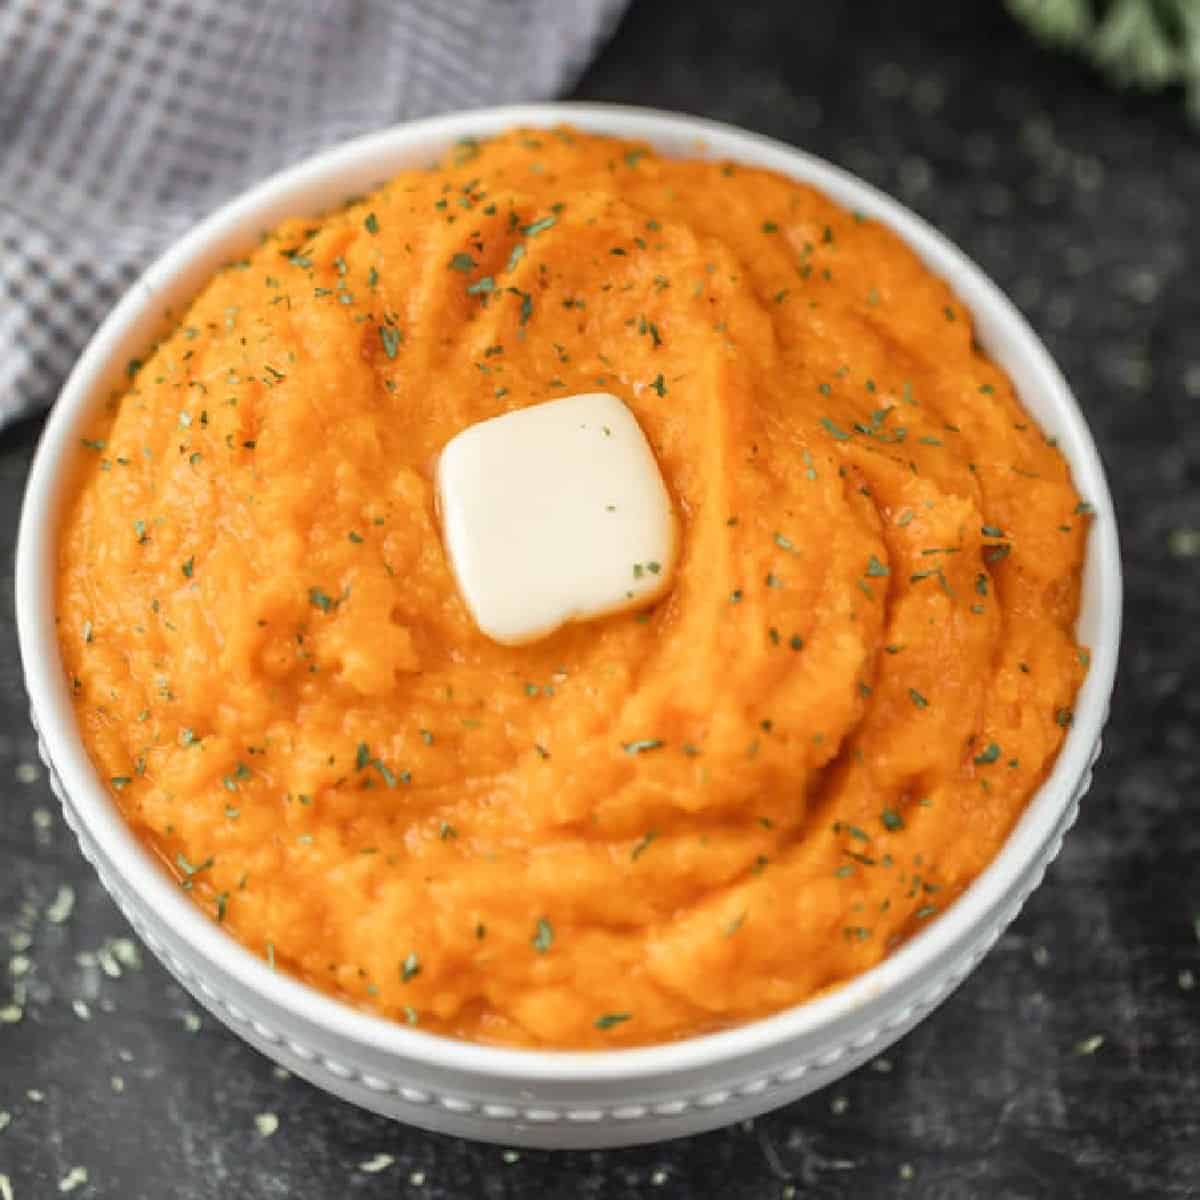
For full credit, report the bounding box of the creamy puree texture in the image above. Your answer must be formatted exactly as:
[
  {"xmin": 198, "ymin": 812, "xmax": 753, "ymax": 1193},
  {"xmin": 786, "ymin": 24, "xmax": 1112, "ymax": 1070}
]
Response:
[{"xmin": 58, "ymin": 128, "xmax": 1089, "ymax": 1048}]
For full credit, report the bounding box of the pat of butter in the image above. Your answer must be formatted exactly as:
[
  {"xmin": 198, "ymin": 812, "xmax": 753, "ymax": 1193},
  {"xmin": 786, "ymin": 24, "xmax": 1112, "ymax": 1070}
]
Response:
[{"xmin": 436, "ymin": 393, "xmax": 676, "ymax": 645}]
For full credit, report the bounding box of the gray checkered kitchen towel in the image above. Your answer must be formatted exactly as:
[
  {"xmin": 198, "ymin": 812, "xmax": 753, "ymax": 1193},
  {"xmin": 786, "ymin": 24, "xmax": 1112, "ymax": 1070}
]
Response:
[{"xmin": 0, "ymin": 0, "xmax": 629, "ymax": 427}]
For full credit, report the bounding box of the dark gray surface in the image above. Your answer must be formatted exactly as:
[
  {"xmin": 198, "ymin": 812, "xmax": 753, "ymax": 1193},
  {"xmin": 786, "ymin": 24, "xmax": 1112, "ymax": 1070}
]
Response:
[{"xmin": 2, "ymin": 2, "xmax": 1197, "ymax": 1197}]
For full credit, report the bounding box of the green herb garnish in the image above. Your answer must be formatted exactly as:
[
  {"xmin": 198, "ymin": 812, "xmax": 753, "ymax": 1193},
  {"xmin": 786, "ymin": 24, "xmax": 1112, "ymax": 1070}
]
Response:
[
  {"xmin": 637, "ymin": 315, "xmax": 662, "ymax": 347},
  {"xmin": 175, "ymin": 852, "xmax": 214, "ymax": 888},
  {"xmin": 974, "ymin": 742, "xmax": 1001, "ymax": 765},
  {"xmin": 819, "ymin": 416, "xmax": 851, "ymax": 441},
  {"xmin": 309, "ymin": 587, "xmax": 337, "ymax": 613},
  {"xmin": 622, "ymin": 739, "xmax": 664, "ymax": 755},
  {"xmin": 631, "ymin": 830, "xmax": 659, "ymax": 861},
  {"xmin": 222, "ymin": 762, "xmax": 251, "ymax": 791},
  {"xmin": 379, "ymin": 325, "xmax": 402, "ymax": 359},
  {"xmin": 594, "ymin": 1012, "xmax": 631, "ymax": 1030},
  {"xmin": 532, "ymin": 918, "xmax": 554, "ymax": 953}
]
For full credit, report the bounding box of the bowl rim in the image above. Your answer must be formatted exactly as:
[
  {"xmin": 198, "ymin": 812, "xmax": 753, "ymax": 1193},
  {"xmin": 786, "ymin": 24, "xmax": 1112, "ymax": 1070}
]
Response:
[{"xmin": 15, "ymin": 101, "xmax": 1122, "ymax": 1084}]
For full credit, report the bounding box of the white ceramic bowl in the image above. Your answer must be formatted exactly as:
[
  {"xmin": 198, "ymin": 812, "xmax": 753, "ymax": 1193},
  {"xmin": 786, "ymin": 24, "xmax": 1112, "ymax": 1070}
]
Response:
[{"xmin": 15, "ymin": 103, "xmax": 1121, "ymax": 1149}]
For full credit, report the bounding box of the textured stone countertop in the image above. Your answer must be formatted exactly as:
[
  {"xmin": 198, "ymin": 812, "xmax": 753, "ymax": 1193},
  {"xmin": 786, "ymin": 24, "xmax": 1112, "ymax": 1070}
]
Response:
[{"xmin": 1, "ymin": 2, "xmax": 1197, "ymax": 1196}]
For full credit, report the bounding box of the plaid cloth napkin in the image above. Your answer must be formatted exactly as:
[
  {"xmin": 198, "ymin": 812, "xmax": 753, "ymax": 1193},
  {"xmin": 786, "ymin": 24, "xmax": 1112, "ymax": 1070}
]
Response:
[{"xmin": 0, "ymin": 0, "xmax": 628, "ymax": 427}]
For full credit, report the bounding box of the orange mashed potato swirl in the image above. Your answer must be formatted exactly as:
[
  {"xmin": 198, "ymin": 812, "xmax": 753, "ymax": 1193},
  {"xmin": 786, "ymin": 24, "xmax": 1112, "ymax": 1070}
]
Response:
[{"xmin": 58, "ymin": 128, "xmax": 1089, "ymax": 1048}]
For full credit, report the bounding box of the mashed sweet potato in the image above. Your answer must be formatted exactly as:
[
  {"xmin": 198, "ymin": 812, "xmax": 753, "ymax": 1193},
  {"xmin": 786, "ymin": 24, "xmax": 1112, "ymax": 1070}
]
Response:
[{"xmin": 58, "ymin": 128, "xmax": 1089, "ymax": 1048}]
